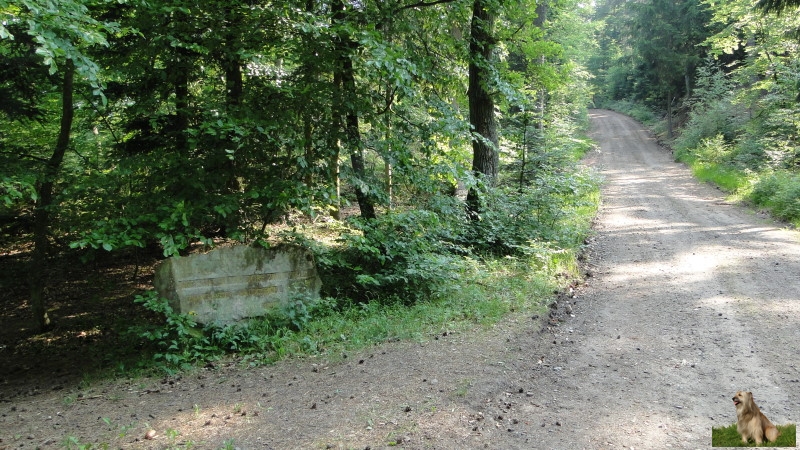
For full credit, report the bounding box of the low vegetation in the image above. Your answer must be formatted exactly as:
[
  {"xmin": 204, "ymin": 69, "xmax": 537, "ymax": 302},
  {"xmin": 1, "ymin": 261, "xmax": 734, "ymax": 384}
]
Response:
[
  {"xmin": 711, "ymin": 423, "xmax": 796, "ymax": 447},
  {"xmin": 132, "ymin": 135, "xmax": 600, "ymax": 374}
]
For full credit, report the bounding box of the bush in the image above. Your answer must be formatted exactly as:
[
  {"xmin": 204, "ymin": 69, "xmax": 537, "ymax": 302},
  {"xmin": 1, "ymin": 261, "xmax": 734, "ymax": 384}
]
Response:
[
  {"xmin": 605, "ymin": 99, "xmax": 659, "ymax": 125},
  {"xmin": 731, "ymin": 138, "xmax": 768, "ymax": 171},
  {"xmin": 750, "ymin": 171, "xmax": 800, "ymax": 225},
  {"xmin": 674, "ymin": 62, "xmax": 743, "ymax": 154},
  {"xmin": 673, "ymin": 100, "xmax": 742, "ymax": 157},
  {"xmin": 466, "ymin": 168, "xmax": 600, "ymax": 255},
  {"xmin": 131, "ymin": 291, "xmax": 338, "ymax": 372},
  {"xmin": 321, "ymin": 207, "xmax": 465, "ymax": 304}
]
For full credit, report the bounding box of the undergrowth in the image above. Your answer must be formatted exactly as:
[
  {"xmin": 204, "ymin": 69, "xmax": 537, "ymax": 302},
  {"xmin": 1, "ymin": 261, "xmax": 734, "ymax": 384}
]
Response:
[
  {"xmin": 129, "ymin": 159, "xmax": 600, "ymax": 374},
  {"xmin": 116, "ymin": 113, "xmax": 602, "ymax": 375},
  {"xmin": 666, "ymin": 61, "xmax": 800, "ymax": 227},
  {"xmin": 603, "ymin": 99, "xmax": 659, "ymax": 126},
  {"xmin": 711, "ymin": 423, "xmax": 796, "ymax": 447},
  {"xmin": 132, "ymin": 236, "xmax": 586, "ymax": 374}
]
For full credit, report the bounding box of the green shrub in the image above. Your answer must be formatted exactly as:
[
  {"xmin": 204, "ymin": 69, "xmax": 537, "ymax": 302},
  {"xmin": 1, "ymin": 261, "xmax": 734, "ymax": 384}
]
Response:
[
  {"xmin": 320, "ymin": 207, "xmax": 465, "ymax": 304},
  {"xmin": 605, "ymin": 99, "xmax": 659, "ymax": 125},
  {"xmin": 673, "ymin": 101, "xmax": 742, "ymax": 156},
  {"xmin": 731, "ymin": 138, "xmax": 768, "ymax": 171},
  {"xmin": 674, "ymin": 61, "xmax": 743, "ymax": 156},
  {"xmin": 132, "ymin": 292, "xmax": 221, "ymax": 373},
  {"xmin": 466, "ymin": 169, "xmax": 599, "ymax": 255},
  {"xmin": 750, "ymin": 171, "xmax": 800, "ymax": 225},
  {"xmin": 131, "ymin": 291, "xmax": 339, "ymax": 372}
]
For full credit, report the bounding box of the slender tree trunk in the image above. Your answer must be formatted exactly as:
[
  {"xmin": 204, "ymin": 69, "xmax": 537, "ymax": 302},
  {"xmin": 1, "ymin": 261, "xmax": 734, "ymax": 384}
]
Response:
[
  {"xmin": 330, "ymin": 69, "xmax": 344, "ymax": 221},
  {"xmin": 466, "ymin": 0, "xmax": 498, "ymax": 216},
  {"xmin": 223, "ymin": 56, "xmax": 243, "ymax": 108},
  {"xmin": 519, "ymin": 112, "xmax": 529, "ymax": 192},
  {"xmin": 332, "ymin": 0, "xmax": 376, "ymax": 220},
  {"xmin": 330, "ymin": 136, "xmax": 341, "ymax": 220},
  {"xmin": 532, "ymin": 0, "xmax": 548, "ymax": 181},
  {"xmin": 303, "ymin": 1, "xmax": 321, "ymax": 212},
  {"xmin": 173, "ymin": 52, "xmax": 190, "ymax": 154},
  {"xmin": 385, "ymin": 119, "xmax": 393, "ymax": 210},
  {"xmin": 666, "ymin": 93, "xmax": 674, "ymax": 138},
  {"xmin": 221, "ymin": 13, "xmax": 243, "ymax": 217},
  {"xmin": 28, "ymin": 60, "xmax": 75, "ymax": 332}
]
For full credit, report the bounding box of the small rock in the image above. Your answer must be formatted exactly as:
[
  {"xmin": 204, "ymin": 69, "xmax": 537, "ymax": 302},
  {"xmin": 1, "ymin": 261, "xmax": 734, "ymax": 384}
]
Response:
[{"xmin": 145, "ymin": 429, "xmax": 157, "ymax": 440}]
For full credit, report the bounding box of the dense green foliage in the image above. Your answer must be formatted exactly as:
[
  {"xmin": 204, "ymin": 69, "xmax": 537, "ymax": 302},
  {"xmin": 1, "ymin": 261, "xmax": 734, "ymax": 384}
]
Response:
[
  {"xmin": 2, "ymin": 0, "xmax": 599, "ymax": 367},
  {"xmin": 591, "ymin": 0, "xmax": 800, "ymax": 226},
  {"xmin": 5, "ymin": 0, "xmax": 799, "ymax": 371},
  {"xmin": 2, "ymin": 0, "xmax": 594, "ymax": 252}
]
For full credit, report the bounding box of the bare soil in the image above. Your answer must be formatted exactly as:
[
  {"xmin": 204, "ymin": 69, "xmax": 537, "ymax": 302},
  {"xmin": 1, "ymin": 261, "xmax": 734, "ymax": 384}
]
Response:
[{"xmin": 1, "ymin": 109, "xmax": 799, "ymax": 449}]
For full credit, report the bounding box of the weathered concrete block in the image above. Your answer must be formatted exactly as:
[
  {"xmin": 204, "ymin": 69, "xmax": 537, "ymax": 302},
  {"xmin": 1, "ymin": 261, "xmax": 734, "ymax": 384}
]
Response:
[{"xmin": 153, "ymin": 244, "xmax": 322, "ymax": 325}]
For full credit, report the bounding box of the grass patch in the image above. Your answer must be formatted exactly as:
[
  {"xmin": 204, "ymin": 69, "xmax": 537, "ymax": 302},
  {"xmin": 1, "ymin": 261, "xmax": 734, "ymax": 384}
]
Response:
[
  {"xmin": 712, "ymin": 423, "xmax": 796, "ymax": 447},
  {"xmin": 689, "ymin": 162, "xmax": 748, "ymax": 194},
  {"xmin": 244, "ymin": 250, "xmax": 568, "ymax": 364},
  {"xmin": 674, "ymin": 134, "xmax": 748, "ymax": 194},
  {"xmin": 749, "ymin": 171, "xmax": 800, "ymax": 228},
  {"xmin": 603, "ymin": 100, "xmax": 659, "ymax": 126}
]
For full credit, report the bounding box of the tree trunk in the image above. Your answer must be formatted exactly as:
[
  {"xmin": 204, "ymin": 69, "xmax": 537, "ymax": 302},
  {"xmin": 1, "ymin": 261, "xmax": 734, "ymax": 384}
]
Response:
[
  {"xmin": 173, "ymin": 51, "xmax": 190, "ymax": 154},
  {"xmin": 330, "ymin": 68, "xmax": 344, "ymax": 221},
  {"xmin": 666, "ymin": 93, "xmax": 674, "ymax": 139},
  {"xmin": 466, "ymin": 0, "xmax": 499, "ymax": 216},
  {"xmin": 332, "ymin": 0, "xmax": 376, "ymax": 220},
  {"xmin": 519, "ymin": 112, "xmax": 529, "ymax": 192},
  {"xmin": 28, "ymin": 60, "xmax": 75, "ymax": 332}
]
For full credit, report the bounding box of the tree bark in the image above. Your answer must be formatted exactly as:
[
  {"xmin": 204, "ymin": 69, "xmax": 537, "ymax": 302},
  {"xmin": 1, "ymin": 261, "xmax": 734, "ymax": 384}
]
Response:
[
  {"xmin": 466, "ymin": 0, "xmax": 499, "ymax": 216},
  {"xmin": 28, "ymin": 60, "xmax": 75, "ymax": 332},
  {"xmin": 173, "ymin": 51, "xmax": 190, "ymax": 154},
  {"xmin": 666, "ymin": 93, "xmax": 674, "ymax": 139},
  {"xmin": 332, "ymin": 0, "xmax": 376, "ymax": 220}
]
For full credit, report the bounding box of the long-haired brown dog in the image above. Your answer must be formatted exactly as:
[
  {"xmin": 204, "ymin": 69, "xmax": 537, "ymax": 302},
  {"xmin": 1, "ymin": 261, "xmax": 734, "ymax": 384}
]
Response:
[{"xmin": 733, "ymin": 391, "xmax": 780, "ymax": 445}]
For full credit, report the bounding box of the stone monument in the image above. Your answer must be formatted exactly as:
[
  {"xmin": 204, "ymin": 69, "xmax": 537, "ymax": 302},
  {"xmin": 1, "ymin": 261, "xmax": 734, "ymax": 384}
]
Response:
[{"xmin": 153, "ymin": 244, "xmax": 322, "ymax": 325}]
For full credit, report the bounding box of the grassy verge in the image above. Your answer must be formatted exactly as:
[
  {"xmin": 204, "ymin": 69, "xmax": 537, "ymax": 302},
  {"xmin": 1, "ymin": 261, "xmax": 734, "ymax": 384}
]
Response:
[
  {"xmin": 259, "ymin": 252, "xmax": 570, "ymax": 363},
  {"xmin": 131, "ymin": 234, "xmax": 591, "ymax": 374},
  {"xmin": 712, "ymin": 423, "xmax": 796, "ymax": 447},
  {"xmin": 673, "ymin": 138, "xmax": 800, "ymax": 228}
]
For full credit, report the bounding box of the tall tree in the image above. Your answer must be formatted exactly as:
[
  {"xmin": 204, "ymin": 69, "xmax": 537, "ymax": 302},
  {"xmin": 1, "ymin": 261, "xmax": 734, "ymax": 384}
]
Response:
[
  {"xmin": 756, "ymin": 0, "xmax": 800, "ymax": 14},
  {"xmin": 1, "ymin": 0, "xmax": 116, "ymax": 331},
  {"xmin": 466, "ymin": 0, "xmax": 499, "ymax": 216},
  {"xmin": 332, "ymin": 0, "xmax": 377, "ymax": 220}
]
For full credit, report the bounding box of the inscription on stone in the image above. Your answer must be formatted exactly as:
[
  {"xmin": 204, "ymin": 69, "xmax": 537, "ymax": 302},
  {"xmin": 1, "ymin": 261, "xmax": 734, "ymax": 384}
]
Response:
[{"xmin": 154, "ymin": 244, "xmax": 322, "ymax": 325}]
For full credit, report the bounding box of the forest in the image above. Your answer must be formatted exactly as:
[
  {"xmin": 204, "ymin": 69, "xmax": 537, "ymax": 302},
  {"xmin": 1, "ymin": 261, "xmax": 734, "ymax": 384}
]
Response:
[{"xmin": 1, "ymin": 0, "xmax": 798, "ymax": 374}]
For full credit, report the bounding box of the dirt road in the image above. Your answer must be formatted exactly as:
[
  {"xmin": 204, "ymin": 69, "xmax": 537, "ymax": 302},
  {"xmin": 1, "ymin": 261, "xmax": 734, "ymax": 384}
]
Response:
[
  {"xmin": 2, "ymin": 109, "xmax": 799, "ymax": 449},
  {"xmin": 535, "ymin": 109, "xmax": 800, "ymax": 448}
]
